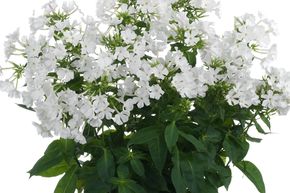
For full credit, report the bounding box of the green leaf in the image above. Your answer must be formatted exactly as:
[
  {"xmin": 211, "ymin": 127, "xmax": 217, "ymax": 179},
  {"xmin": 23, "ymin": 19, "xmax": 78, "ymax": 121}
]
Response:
[
  {"xmin": 128, "ymin": 126, "xmax": 160, "ymax": 146},
  {"xmin": 111, "ymin": 178, "xmax": 146, "ymax": 193},
  {"xmin": 29, "ymin": 139, "xmax": 76, "ymax": 177},
  {"xmin": 117, "ymin": 164, "xmax": 130, "ymax": 178},
  {"xmin": 178, "ymin": 131, "xmax": 206, "ymax": 152},
  {"xmin": 130, "ymin": 159, "xmax": 145, "ymax": 177},
  {"xmin": 171, "ymin": 148, "xmax": 186, "ymax": 193},
  {"xmin": 222, "ymin": 167, "xmax": 232, "ymax": 190},
  {"xmin": 54, "ymin": 165, "xmax": 78, "ymax": 193},
  {"xmin": 118, "ymin": 185, "xmax": 133, "ymax": 193},
  {"xmin": 254, "ymin": 120, "xmax": 267, "ymax": 134},
  {"xmin": 236, "ymin": 161, "xmax": 265, "ymax": 193},
  {"xmin": 223, "ymin": 135, "xmax": 249, "ymax": 163},
  {"xmin": 259, "ymin": 114, "xmax": 271, "ymax": 130},
  {"xmin": 44, "ymin": 140, "xmax": 63, "ymax": 155},
  {"xmin": 246, "ymin": 134, "xmax": 262, "ymax": 143},
  {"xmin": 96, "ymin": 148, "xmax": 115, "ymax": 180},
  {"xmin": 148, "ymin": 136, "xmax": 167, "ymax": 172},
  {"xmin": 44, "ymin": 139, "xmax": 76, "ymax": 161},
  {"xmin": 165, "ymin": 121, "xmax": 179, "ymax": 151},
  {"xmin": 127, "ymin": 180, "xmax": 147, "ymax": 193},
  {"xmin": 38, "ymin": 160, "xmax": 69, "ymax": 177},
  {"xmin": 180, "ymin": 155, "xmax": 198, "ymax": 193},
  {"xmin": 61, "ymin": 139, "xmax": 76, "ymax": 158},
  {"xmin": 16, "ymin": 103, "xmax": 35, "ymax": 112},
  {"xmin": 28, "ymin": 152, "xmax": 64, "ymax": 177},
  {"xmin": 185, "ymin": 49, "xmax": 197, "ymax": 66}
]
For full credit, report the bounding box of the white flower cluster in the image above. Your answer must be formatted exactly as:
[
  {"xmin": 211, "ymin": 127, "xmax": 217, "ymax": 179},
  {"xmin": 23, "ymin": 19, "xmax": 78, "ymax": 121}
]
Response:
[{"xmin": 1, "ymin": 0, "xmax": 290, "ymax": 143}]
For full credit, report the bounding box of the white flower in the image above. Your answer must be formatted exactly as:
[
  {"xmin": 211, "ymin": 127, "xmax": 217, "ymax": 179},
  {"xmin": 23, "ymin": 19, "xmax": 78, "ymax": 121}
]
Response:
[
  {"xmin": 62, "ymin": 1, "xmax": 76, "ymax": 13},
  {"xmin": 184, "ymin": 30, "xmax": 200, "ymax": 46},
  {"xmin": 121, "ymin": 28, "xmax": 137, "ymax": 44},
  {"xmin": 226, "ymin": 82, "xmax": 260, "ymax": 108},
  {"xmin": 113, "ymin": 110, "xmax": 130, "ymax": 125},
  {"xmin": 33, "ymin": 122, "xmax": 53, "ymax": 138},
  {"xmin": 54, "ymin": 43, "xmax": 67, "ymax": 60},
  {"xmin": 0, "ymin": 80, "xmax": 20, "ymax": 98},
  {"xmin": 133, "ymin": 39, "xmax": 147, "ymax": 57},
  {"xmin": 79, "ymin": 99, "xmax": 94, "ymax": 120},
  {"xmin": 152, "ymin": 64, "xmax": 169, "ymax": 80},
  {"xmin": 123, "ymin": 98, "xmax": 138, "ymax": 111},
  {"xmin": 0, "ymin": 80, "xmax": 15, "ymax": 93},
  {"xmin": 119, "ymin": 76, "xmax": 136, "ymax": 96},
  {"xmin": 134, "ymin": 87, "xmax": 150, "ymax": 108},
  {"xmin": 171, "ymin": 51, "xmax": 191, "ymax": 72},
  {"xmin": 172, "ymin": 67, "xmax": 217, "ymax": 98},
  {"xmin": 4, "ymin": 29, "xmax": 20, "ymax": 59},
  {"xmin": 114, "ymin": 47, "xmax": 131, "ymax": 61},
  {"xmin": 93, "ymin": 95, "xmax": 114, "ymax": 120},
  {"xmin": 56, "ymin": 68, "xmax": 74, "ymax": 82},
  {"xmin": 29, "ymin": 16, "xmax": 47, "ymax": 32},
  {"xmin": 96, "ymin": 0, "xmax": 116, "ymax": 18},
  {"xmin": 137, "ymin": 0, "xmax": 157, "ymax": 14},
  {"xmin": 25, "ymin": 37, "xmax": 45, "ymax": 58},
  {"xmin": 42, "ymin": 0, "xmax": 58, "ymax": 14},
  {"xmin": 149, "ymin": 85, "xmax": 164, "ymax": 100},
  {"xmin": 55, "ymin": 20, "xmax": 71, "ymax": 31},
  {"xmin": 63, "ymin": 30, "xmax": 82, "ymax": 46},
  {"xmin": 190, "ymin": 0, "xmax": 220, "ymax": 16},
  {"xmin": 71, "ymin": 129, "xmax": 86, "ymax": 144},
  {"xmin": 88, "ymin": 117, "xmax": 103, "ymax": 128},
  {"xmin": 1, "ymin": 0, "xmax": 289, "ymax": 145}
]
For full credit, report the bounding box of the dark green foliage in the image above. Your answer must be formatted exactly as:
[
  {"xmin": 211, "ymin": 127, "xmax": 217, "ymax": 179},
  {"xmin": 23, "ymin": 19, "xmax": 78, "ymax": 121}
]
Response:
[
  {"xmin": 236, "ymin": 161, "xmax": 265, "ymax": 193},
  {"xmin": 28, "ymin": 139, "xmax": 76, "ymax": 178}
]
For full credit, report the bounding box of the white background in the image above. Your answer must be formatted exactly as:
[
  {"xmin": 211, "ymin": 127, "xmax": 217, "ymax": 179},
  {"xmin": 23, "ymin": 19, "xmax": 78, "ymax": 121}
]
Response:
[{"xmin": 0, "ymin": 0, "xmax": 289, "ymax": 193}]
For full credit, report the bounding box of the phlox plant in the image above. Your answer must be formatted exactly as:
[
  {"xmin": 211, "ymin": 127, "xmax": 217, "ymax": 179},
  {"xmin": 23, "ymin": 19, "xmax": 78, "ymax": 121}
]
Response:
[{"xmin": 0, "ymin": 0, "xmax": 289, "ymax": 193}]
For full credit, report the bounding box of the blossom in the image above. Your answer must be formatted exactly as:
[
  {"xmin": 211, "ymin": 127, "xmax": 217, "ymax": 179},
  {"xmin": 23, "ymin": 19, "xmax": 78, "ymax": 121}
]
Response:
[
  {"xmin": 149, "ymin": 85, "xmax": 164, "ymax": 100},
  {"xmin": 0, "ymin": 80, "xmax": 20, "ymax": 98},
  {"xmin": 29, "ymin": 16, "xmax": 47, "ymax": 32},
  {"xmin": 172, "ymin": 67, "xmax": 217, "ymax": 98},
  {"xmin": 121, "ymin": 28, "xmax": 137, "ymax": 44},
  {"xmin": 4, "ymin": 29, "xmax": 20, "ymax": 59},
  {"xmin": 1, "ymin": 0, "xmax": 289, "ymax": 145},
  {"xmin": 114, "ymin": 47, "xmax": 131, "ymax": 61},
  {"xmin": 96, "ymin": 0, "xmax": 116, "ymax": 18},
  {"xmin": 113, "ymin": 110, "xmax": 130, "ymax": 125},
  {"xmin": 184, "ymin": 30, "xmax": 200, "ymax": 46},
  {"xmin": 62, "ymin": 1, "xmax": 76, "ymax": 13},
  {"xmin": 134, "ymin": 87, "xmax": 150, "ymax": 108},
  {"xmin": 56, "ymin": 68, "xmax": 74, "ymax": 83}
]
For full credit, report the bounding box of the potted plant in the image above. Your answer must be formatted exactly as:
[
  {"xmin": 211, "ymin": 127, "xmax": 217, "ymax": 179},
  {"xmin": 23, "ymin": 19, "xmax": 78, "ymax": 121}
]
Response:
[{"xmin": 0, "ymin": 0, "xmax": 289, "ymax": 193}]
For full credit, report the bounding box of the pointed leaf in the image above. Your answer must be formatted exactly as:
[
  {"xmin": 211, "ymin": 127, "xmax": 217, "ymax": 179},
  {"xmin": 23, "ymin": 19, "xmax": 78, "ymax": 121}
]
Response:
[
  {"xmin": 148, "ymin": 137, "xmax": 167, "ymax": 172},
  {"xmin": 259, "ymin": 114, "xmax": 271, "ymax": 129},
  {"xmin": 223, "ymin": 135, "xmax": 249, "ymax": 163},
  {"xmin": 254, "ymin": 120, "xmax": 267, "ymax": 134},
  {"xmin": 127, "ymin": 180, "xmax": 147, "ymax": 193},
  {"xmin": 130, "ymin": 159, "xmax": 145, "ymax": 177},
  {"xmin": 28, "ymin": 152, "xmax": 64, "ymax": 177},
  {"xmin": 37, "ymin": 160, "xmax": 69, "ymax": 177},
  {"xmin": 178, "ymin": 131, "xmax": 206, "ymax": 152},
  {"xmin": 97, "ymin": 148, "xmax": 115, "ymax": 180},
  {"xmin": 165, "ymin": 121, "xmax": 179, "ymax": 151},
  {"xmin": 54, "ymin": 165, "xmax": 78, "ymax": 193},
  {"xmin": 171, "ymin": 148, "xmax": 186, "ymax": 193},
  {"xmin": 128, "ymin": 126, "xmax": 160, "ymax": 146},
  {"xmin": 236, "ymin": 161, "xmax": 265, "ymax": 193}
]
